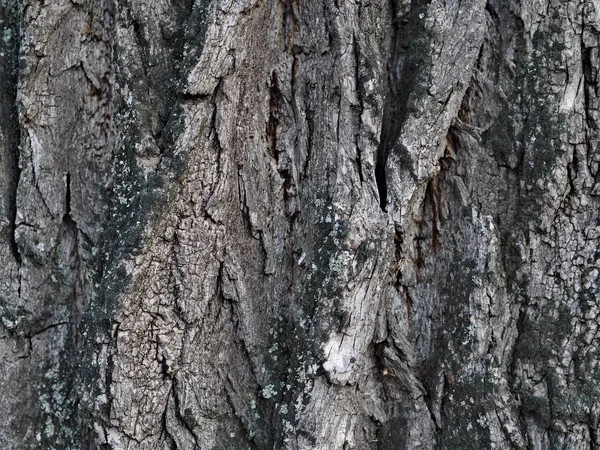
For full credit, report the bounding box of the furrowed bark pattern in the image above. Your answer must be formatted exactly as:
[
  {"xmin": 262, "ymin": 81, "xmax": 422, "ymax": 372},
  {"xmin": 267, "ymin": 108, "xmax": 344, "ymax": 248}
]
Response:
[
  {"xmin": 395, "ymin": 1, "xmax": 600, "ymax": 448},
  {"xmin": 0, "ymin": 1, "xmax": 113, "ymax": 447},
  {"xmin": 0, "ymin": 0, "xmax": 24, "ymax": 444},
  {"xmin": 92, "ymin": 0, "xmax": 395, "ymax": 448},
  {"xmin": 0, "ymin": 0, "xmax": 599, "ymax": 449}
]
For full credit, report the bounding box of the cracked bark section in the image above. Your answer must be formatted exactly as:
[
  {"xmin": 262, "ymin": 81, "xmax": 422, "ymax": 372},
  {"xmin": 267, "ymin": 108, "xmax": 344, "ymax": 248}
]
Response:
[
  {"xmin": 91, "ymin": 0, "xmax": 394, "ymax": 448},
  {"xmin": 390, "ymin": 1, "xmax": 600, "ymax": 448},
  {"xmin": 0, "ymin": 0, "xmax": 116, "ymax": 447},
  {"xmin": 86, "ymin": 0, "xmax": 600, "ymax": 448},
  {"xmin": 1, "ymin": 0, "xmax": 600, "ymax": 448}
]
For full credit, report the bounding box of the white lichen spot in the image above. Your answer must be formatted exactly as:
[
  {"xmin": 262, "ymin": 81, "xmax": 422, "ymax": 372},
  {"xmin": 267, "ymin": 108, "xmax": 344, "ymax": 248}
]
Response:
[
  {"xmin": 329, "ymin": 251, "xmax": 352, "ymax": 273},
  {"xmin": 3, "ymin": 28, "xmax": 13, "ymax": 43},
  {"xmin": 476, "ymin": 414, "xmax": 489, "ymax": 428},
  {"xmin": 262, "ymin": 384, "xmax": 277, "ymax": 399},
  {"xmin": 45, "ymin": 417, "xmax": 55, "ymax": 437}
]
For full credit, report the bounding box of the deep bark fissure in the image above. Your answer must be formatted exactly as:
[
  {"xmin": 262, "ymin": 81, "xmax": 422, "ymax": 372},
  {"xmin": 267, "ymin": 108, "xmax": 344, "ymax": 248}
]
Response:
[
  {"xmin": 267, "ymin": 71, "xmax": 281, "ymax": 163},
  {"xmin": 375, "ymin": 0, "xmax": 431, "ymax": 211},
  {"xmin": 160, "ymin": 397, "xmax": 178, "ymax": 450},
  {"xmin": 0, "ymin": 0, "xmax": 22, "ymax": 265},
  {"xmin": 3, "ymin": 9, "xmax": 21, "ymax": 266},
  {"xmin": 352, "ymin": 33, "xmax": 365, "ymax": 184},
  {"xmin": 170, "ymin": 381, "xmax": 200, "ymax": 448}
]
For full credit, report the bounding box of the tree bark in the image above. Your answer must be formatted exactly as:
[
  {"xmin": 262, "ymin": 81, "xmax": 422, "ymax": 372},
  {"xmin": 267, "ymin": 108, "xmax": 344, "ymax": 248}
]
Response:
[{"xmin": 1, "ymin": 0, "xmax": 599, "ymax": 449}]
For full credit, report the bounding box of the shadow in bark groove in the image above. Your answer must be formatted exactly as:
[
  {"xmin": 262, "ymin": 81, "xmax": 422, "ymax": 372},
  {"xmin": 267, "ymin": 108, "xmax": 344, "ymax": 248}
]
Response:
[{"xmin": 375, "ymin": 0, "xmax": 431, "ymax": 211}]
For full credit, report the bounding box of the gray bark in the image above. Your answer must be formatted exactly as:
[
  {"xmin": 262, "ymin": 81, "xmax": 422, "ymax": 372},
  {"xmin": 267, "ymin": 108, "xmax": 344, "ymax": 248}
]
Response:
[{"xmin": 0, "ymin": 0, "xmax": 599, "ymax": 449}]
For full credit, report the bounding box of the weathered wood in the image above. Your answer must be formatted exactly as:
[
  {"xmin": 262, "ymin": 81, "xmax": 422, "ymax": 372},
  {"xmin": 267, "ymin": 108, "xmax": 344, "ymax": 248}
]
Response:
[{"xmin": 0, "ymin": 0, "xmax": 599, "ymax": 448}]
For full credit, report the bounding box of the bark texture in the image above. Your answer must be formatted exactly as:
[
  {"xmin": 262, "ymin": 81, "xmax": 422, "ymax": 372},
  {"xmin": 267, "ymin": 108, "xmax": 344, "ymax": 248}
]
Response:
[{"xmin": 0, "ymin": 0, "xmax": 599, "ymax": 449}]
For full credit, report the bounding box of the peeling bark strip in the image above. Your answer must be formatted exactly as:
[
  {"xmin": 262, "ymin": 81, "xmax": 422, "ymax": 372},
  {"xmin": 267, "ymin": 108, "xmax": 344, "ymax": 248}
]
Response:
[{"xmin": 0, "ymin": 0, "xmax": 599, "ymax": 448}]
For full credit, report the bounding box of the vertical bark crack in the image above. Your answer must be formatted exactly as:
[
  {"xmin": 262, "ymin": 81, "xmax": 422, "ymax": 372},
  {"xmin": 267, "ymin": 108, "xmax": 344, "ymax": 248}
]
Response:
[
  {"xmin": 352, "ymin": 33, "xmax": 365, "ymax": 184},
  {"xmin": 376, "ymin": 0, "xmax": 430, "ymax": 211},
  {"xmin": 267, "ymin": 71, "xmax": 281, "ymax": 163},
  {"xmin": 8, "ymin": 145, "xmax": 21, "ymax": 266},
  {"xmin": 1, "ymin": 2, "xmax": 22, "ymax": 265}
]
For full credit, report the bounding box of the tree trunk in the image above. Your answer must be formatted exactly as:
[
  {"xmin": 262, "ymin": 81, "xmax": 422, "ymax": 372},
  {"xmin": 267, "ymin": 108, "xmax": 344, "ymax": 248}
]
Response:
[{"xmin": 1, "ymin": 0, "xmax": 599, "ymax": 448}]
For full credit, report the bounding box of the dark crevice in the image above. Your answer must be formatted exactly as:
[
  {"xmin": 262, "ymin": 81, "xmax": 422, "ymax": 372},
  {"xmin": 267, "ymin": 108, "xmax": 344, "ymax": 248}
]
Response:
[
  {"xmin": 281, "ymin": 0, "xmax": 297, "ymax": 53},
  {"xmin": 7, "ymin": 154, "xmax": 21, "ymax": 265},
  {"xmin": 393, "ymin": 226, "xmax": 403, "ymax": 285},
  {"xmin": 27, "ymin": 321, "xmax": 72, "ymax": 339},
  {"xmin": 160, "ymin": 395, "xmax": 179, "ymax": 450},
  {"xmin": 131, "ymin": 18, "xmax": 149, "ymax": 78},
  {"xmin": 171, "ymin": 380, "xmax": 200, "ymax": 447},
  {"xmin": 238, "ymin": 170, "xmax": 253, "ymax": 235},
  {"xmin": 419, "ymin": 374, "xmax": 442, "ymax": 431},
  {"xmin": 169, "ymin": 232, "xmax": 187, "ymax": 322},
  {"xmin": 180, "ymin": 91, "xmax": 211, "ymax": 102},
  {"xmin": 208, "ymin": 77, "xmax": 225, "ymax": 211},
  {"xmin": 417, "ymin": 125, "xmax": 460, "ymax": 253},
  {"xmin": 158, "ymin": 343, "xmax": 171, "ymax": 380},
  {"xmin": 103, "ymin": 344, "xmax": 116, "ymax": 422},
  {"xmin": 8, "ymin": 211, "xmax": 21, "ymax": 265},
  {"xmin": 567, "ymin": 153, "xmax": 578, "ymax": 196},
  {"xmin": 581, "ymin": 45, "xmax": 596, "ymax": 131},
  {"xmin": 290, "ymin": 52, "xmax": 300, "ymax": 171},
  {"xmin": 62, "ymin": 171, "xmax": 85, "ymax": 351},
  {"xmin": 64, "ymin": 172, "xmax": 72, "ymax": 219},
  {"xmin": 215, "ymin": 259, "xmax": 225, "ymax": 298},
  {"xmin": 485, "ymin": 1, "xmax": 500, "ymax": 23},
  {"xmin": 266, "ymin": 71, "xmax": 282, "ymax": 163},
  {"xmin": 336, "ymin": 89, "xmax": 342, "ymax": 158},
  {"xmin": 352, "ymin": 33, "xmax": 365, "ymax": 184},
  {"xmin": 422, "ymin": 178, "xmax": 442, "ymax": 251},
  {"xmin": 303, "ymin": 91, "xmax": 314, "ymax": 180},
  {"xmin": 376, "ymin": 0, "xmax": 431, "ymax": 211},
  {"xmin": 373, "ymin": 340, "xmax": 387, "ymax": 386},
  {"xmin": 1, "ymin": 2, "xmax": 22, "ymax": 265},
  {"xmin": 280, "ymin": 169, "xmax": 297, "ymax": 221}
]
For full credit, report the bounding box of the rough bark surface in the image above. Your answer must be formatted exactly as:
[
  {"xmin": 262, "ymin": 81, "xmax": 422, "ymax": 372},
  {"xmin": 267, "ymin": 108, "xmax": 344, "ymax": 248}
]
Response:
[{"xmin": 0, "ymin": 0, "xmax": 599, "ymax": 449}]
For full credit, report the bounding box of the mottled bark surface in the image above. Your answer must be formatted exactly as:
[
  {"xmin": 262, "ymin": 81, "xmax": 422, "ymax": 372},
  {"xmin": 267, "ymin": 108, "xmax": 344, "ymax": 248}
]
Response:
[{"xmin": 0, "ymin": 0, "xmax": 599, "ymax": 449}]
